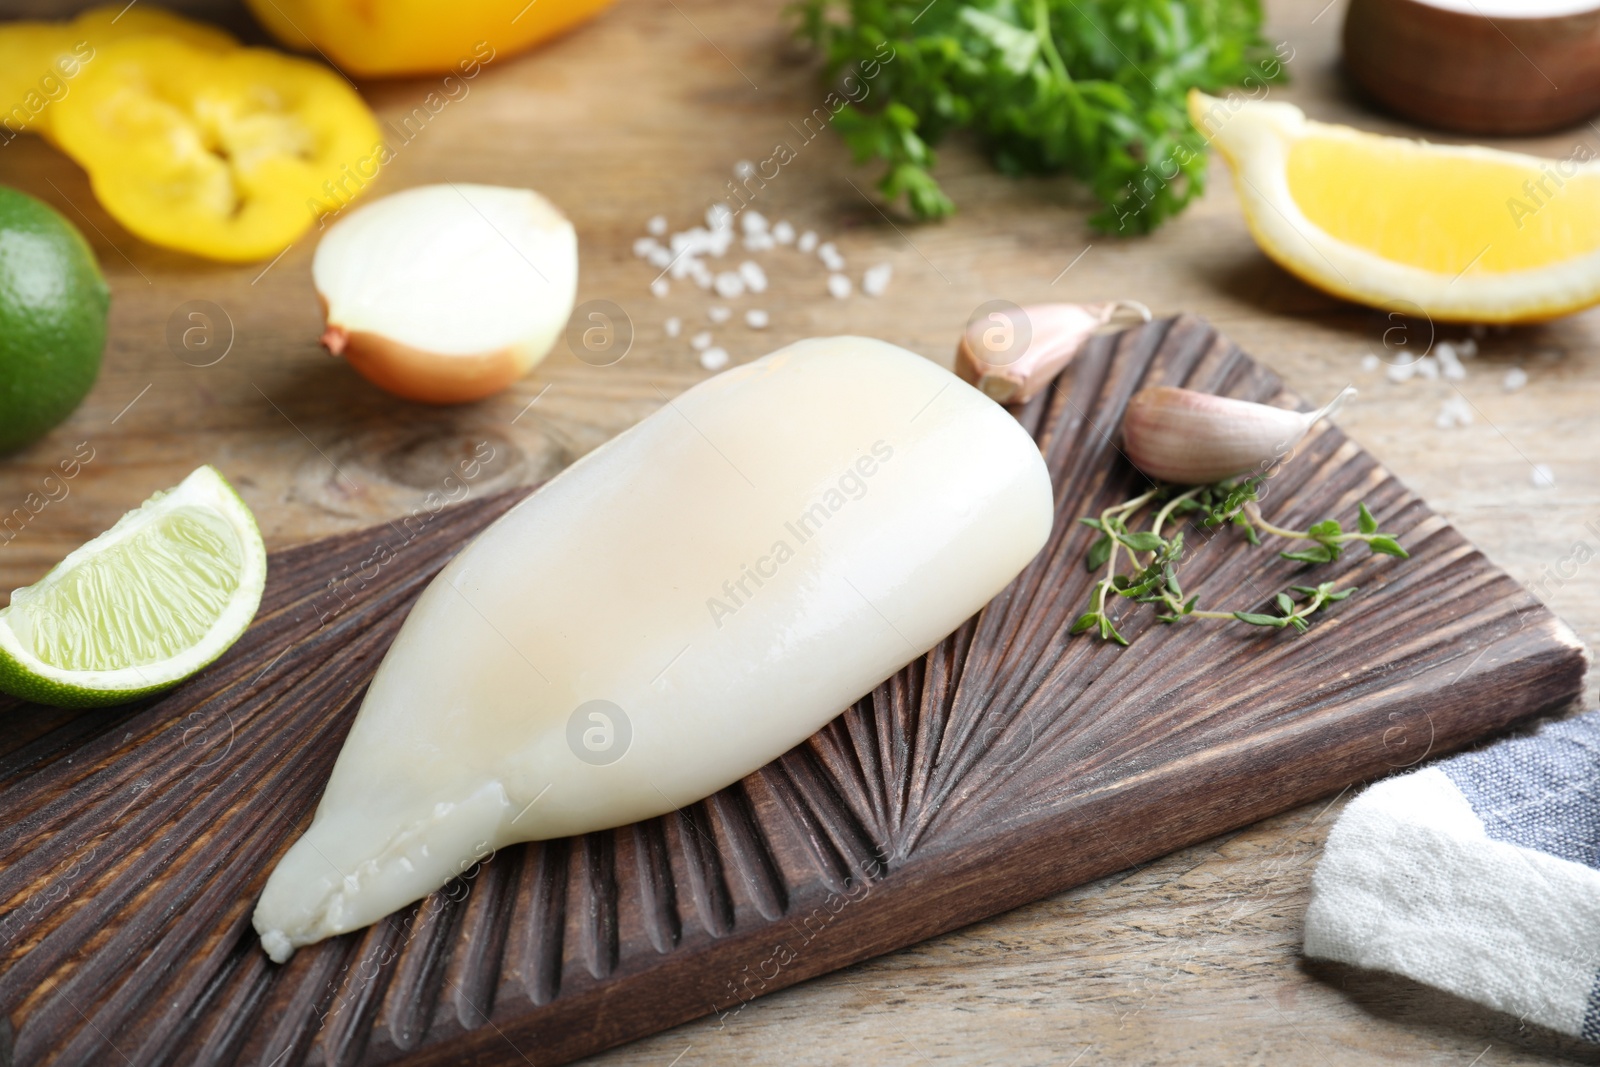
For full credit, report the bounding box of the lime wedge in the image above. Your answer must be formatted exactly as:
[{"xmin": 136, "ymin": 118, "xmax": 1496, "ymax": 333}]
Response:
[{"xmin": 0, "ymin": 465, "xmax": 266, "ymax": 707}]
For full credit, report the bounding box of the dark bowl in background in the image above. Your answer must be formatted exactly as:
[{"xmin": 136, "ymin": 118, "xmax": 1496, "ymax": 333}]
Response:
[{"xmin": 1343, "ymin": 0, "xmax": 1600, "ymax": 135}]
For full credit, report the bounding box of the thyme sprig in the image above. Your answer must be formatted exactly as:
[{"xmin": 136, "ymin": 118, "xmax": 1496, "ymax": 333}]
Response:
[{"xmin": 1071, "ymin": 477, "xmax": 1408, "ymax": 645}]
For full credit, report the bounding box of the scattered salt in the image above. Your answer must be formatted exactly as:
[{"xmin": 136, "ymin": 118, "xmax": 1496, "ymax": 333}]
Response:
[
  {"xmin": 797, "ymin": 230, "xmax": 818, "ymax": 253},
  {"xmin": 700, "ymin": 347, "xmax": 730, "ymax": 371},
  {"xmin": 690, "ymin": 330, "xmax": 713, "ymax": 351},
  {"xmin": 706, "ymin": 204, "xmax": 733, "ymax": 231},
  {"xmin": 1360, "ymin": 353, "xmax": 1381, "ymax": 372},
  {"xmin": 1436, "ymin": 343, "xmax": 1467, "ymax": 381},
  {"xmin": 827, "ymin": 273, "xmax": 852, "ymax": 299},
  {"xmin": 739, "ymin": 260, "xmax": 768, "ymax": 293},
  {"xmin": 633, "ymin": 237, "xmax": 659, "ymax": 258},
  {"xmin": 690, "ymin": 261, "xmax": 713, "ymax": 289},
  {"xmin": 1386, "ymin": 360, "xmax": 1416, "ymax": 383},
  {"xmin": 733, "ymin": 160, "xmax": 755, "ymax": 179},
  {"xmin": 818, "ymin": 242, "xmax": 846, "ymax": 272},
  {"xmin": 743, "ymin": 232, "xmax": 776, "ymax": 252},
  {"xmin": 708, "ymin": 306, "xmax": 732, "ymax": 324},
  {"xmin": 647, "ymin": 215, "xmax": 668, "ymax": 237},
  {"xmin": 647, "ymin": 247, "xmax": 672, "ymax": 269},
  {"xmin": 665, "ymin": 316, "xmax": 682, "ymax": 338},
  {"xmin": 1531, "ymin": 464, "xmax": 1556, "ymax": 489},
  {"xmin": 745, "ymin": 309, "xmax": 769, "ymax": 329},
  {"xmin": 772, "ymin": 220, "xmax": 795, "ymax": 245},
  {"xmin": 1503, "ymin": 367, "xmax": 1528, "ymax": 392},
  {"xmin": 862, "ymin": 263, "xmax": 892, "ymax": 297},
  {"xmin": 650, "ymin": 278, "xmax": 669, "ymax": 298},
  {"xmin": 1435, "ymin": 396, "xmax": 1474, "ymax": 429},
  {"xmin": 1415, "ymin": 356, "xmax": 1439, "ymax": 380},
  {"xmin": 714, "ymin": 272, "xmax": 745, "ymax": 299},
  {"xmin": 1458, "ymin": 338, "xmax": 1478, "ymax": 358},
  {"xmin": 741, "ymin": 210, "xmax": 768, "ymax": 235}
]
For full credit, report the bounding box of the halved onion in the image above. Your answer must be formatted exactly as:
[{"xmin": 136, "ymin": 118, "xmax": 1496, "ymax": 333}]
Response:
[{"xmin": 313, "ymin": 183, "xmax": 578, "ymax": 404}]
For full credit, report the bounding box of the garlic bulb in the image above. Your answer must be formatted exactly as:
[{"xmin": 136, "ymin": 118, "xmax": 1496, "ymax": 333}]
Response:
[
  {"xmin": 1122, "ymin": 385, "xmax": 1356, "ymax": 484},
  {"xmin": 313, "ymin": 183, "xmax": 578, "ymax": 404}
]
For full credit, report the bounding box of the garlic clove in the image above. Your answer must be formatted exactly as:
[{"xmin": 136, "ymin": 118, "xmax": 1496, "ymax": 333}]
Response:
[
  {"xmin": 1121, "ymin": 385, "xmax": 1356, "ymax": 485},
  {"xmin": 955, "ymin": 301, "xmax": 1151, "ymax": 405},
  {"xmin": 313, "ymin": 183, "xmax": 578, "ymax": 405}
]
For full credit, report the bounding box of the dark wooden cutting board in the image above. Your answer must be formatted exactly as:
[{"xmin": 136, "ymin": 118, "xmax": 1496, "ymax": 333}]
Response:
[{"xmin": 0, "ymin": 315, "xmax": 1586, "ymax": 1067}]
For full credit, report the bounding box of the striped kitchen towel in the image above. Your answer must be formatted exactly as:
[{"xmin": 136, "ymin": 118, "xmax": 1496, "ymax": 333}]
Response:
[{"xmin": 1304, "ymin": 710, "xmax": 1600, "ymax": 1039}]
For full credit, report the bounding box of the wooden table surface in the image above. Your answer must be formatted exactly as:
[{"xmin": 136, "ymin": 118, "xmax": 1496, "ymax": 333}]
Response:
[{"xmin": 2, "ymin": 0, "xmax": 1597, "ymax": 1063}]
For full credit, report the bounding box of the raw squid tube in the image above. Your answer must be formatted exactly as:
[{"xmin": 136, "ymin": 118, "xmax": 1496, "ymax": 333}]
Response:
[{"xmin": 253, "ymin": 336, "xmax": 1054, "ymax": 961}]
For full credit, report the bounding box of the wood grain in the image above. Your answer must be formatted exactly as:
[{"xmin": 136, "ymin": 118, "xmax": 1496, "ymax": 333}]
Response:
[{"xmin": 0, "ymin": 315, "xmax": 1585, "ymax": 1066}]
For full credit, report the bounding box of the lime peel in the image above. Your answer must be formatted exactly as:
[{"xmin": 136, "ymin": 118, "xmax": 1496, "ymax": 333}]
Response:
[{"xmin": 0, "ymin": 465, "xmax": 266, "ymax": 707}]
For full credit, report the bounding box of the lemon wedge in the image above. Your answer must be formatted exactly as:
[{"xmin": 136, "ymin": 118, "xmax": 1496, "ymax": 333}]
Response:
[{"xmin": 1189, "ymin": 90, "xmax": 1600, "ymax": 323}]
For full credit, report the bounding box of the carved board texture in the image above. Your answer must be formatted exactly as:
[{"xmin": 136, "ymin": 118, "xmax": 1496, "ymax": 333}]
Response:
[{"xmin": 0, "ymin": 315, "xmax": 1587, "ymax": 1066}]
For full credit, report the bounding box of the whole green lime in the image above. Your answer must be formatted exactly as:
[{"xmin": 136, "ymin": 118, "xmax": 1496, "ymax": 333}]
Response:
[{"xmin": 0, "ymin": 185, "xmax": 108, "ymax": 454}]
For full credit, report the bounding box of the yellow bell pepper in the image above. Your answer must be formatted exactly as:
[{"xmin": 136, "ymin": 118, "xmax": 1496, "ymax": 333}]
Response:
[
  {"xmin": 245, "ymin": 0, "xmax": 617, "ymax": 78},
  {"xmin": 49, "ymin": 37, "xmax": 381, "ymax": 263},
  {"xmin": 0, "ymin": 5, "xmax": 235, "ymax": 141}
]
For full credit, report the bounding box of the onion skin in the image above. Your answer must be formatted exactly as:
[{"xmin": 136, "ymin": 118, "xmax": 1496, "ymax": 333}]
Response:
[{"xmin": 321, "ymin": 323, "xmax": 531, "ymax": 405}]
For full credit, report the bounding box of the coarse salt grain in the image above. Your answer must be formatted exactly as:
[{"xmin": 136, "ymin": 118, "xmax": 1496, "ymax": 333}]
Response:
[
  {"xmin": 862, "ymin": 263, "xmax": 892, "ymax": 297},
  {"xmin": 665, "ymin": 316, "xmax": 682, "ymax": 338},
  {"xmin": 707, "ymin": 204, "xmax": 733, "ymax": 231},
  {"xmin": 708, "ymin": 306, "xmax": 732, "ymax": 324},
  {"xmin": 797, "ymin": 230, "xmax": 818, "ymax": 253},
  {"xmin": 743, "ymin": 232, "xmax": 775, "ymax": 252},
  {"xmin": 741, "ymin": 210, "xmax": 768, "ymax": 235},
  {"xmin": 1435, "ymin": 396, "xmax": 1474, "ymax": 429},
  {"xmin": 818, "ymin": 242, "xmax": 845, "ymax": 272},
  {"xmin": 1531, "ymin": 464, "xmax": 1556, "ymax": 489},
  {"xmin": 648, "ymin": 215, "xmax": 668, "ymax": 237},
  {"xmin": 1360, "ymin": 353, "xmax": 1381, "ymax": 372},
  {"xmin": 714, "ymin": 272, "xmax": 745, "ymax": 299},
  {"xmin": 1458, "ymin": 338, "xmax": 1478, "ymax": 358},
  {"xmin": 745, "ymin": 309, "xmax": 769, "ymax": 329},
  {"xmin": 1386, "ymin": 360, "xmax": 1416, "ymax": 383},
  {"xmin": 1436, "ymin": 343, "xmax": 1467, "ymax": 381},
  {"xmin": 647, "ymin": 247, "xmax": 672, "ymax": 269},
  {"xmin": 1415, "ymin": 356, "xmax": 1439, "ymax": 380},
  {"xmin": 739, "ymin": 260, "xmax": 767, "ymax": 293},
  {"xmin": 690, "ymin": 330, "xmax": 713, "ymax": 351},
  {"xmin": 1504, "ymin": 367, "xmax": 1528, "ymax": 392},
  {"xmin": 700, "ymin": 347, "xmax": 730, "ymax": 371},
  {"xmin": 633, "ymin": 237, "xmax": 658, "ymax": 258},
  {"xmin": 651, "ymin": 278, "xmax": 669, "ymax": 298},
  {"xmin": 733, "ymin": 160, "xmax": 755, "ymax": 179},
  {"xmin": 827, "ymin": 273, "xmax": 852, "ymax": 299},
  {"xmin": 772, "ymin": 220, "xmax": 795, "ymax": 245}
]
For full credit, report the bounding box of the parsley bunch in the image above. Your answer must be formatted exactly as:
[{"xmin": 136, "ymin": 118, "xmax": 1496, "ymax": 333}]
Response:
[{"xmin": 793, "ymin": 0, "xmax": 1285, "ymax": 233}]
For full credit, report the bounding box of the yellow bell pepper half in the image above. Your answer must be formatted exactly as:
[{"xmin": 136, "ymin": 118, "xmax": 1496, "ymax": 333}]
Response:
[
  {"xmin": 0, "ymin": 5, "xmax": 236, "ymax": 141},
  {"xmin": 246, "ymin": 0, "xmax": 617, "ymax": 78},
  {"xmin": 49, "ymin": 37, "xmax": 381, "ymax": 263}
]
